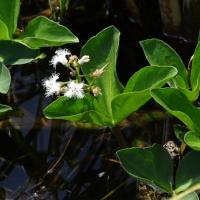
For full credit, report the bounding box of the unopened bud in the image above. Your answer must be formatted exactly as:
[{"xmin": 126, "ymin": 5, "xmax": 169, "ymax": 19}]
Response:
[
  {"xmin": 91, "ymin": 86, "xmax": 102, "ymax": 96},
  {"xmin": 90, "ymin": 64, "xmax": 107, "ymax": 79},
  {"xmin": 78, "ymin": 55, "xmax": 90, "ymax": 65}
]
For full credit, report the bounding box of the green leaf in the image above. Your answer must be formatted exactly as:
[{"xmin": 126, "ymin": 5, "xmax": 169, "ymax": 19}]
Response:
[
  {"xmin": 151, "ymin": 88, "xmax": 200, "ymax": 133},
  {"xmin": 112, "ymin": 66, "xmax": 177, "ymax": 124},
  {"xmin": 112, "ymin": 91, "xmax": 150, "ymax": 124},
  {"xmin": 179, "ymin": 192, "xmax": 199, "ymax": 200},
  {"xmin": 0, "ymin": 0, "xmax": 20, "ymax": 37},
  {"xmin": 0, "ymin": 62, "xmax": 11, "ymax": 93},
  {"xmin": 116, "ymin": 144, "xmax": 173, "ymax": 193},
  {"xmin": 184, "ymin": 131, "xmax": 200, "ymax": 150},
  {"xmin": 0, "ymin": 104, "xmax": 12, "ymax": 116},
  {"xmin": 174, "ymin": 124, "xmax": 187, "ymax": 143},
  {"xmin": 18, "ymin": 16, "xmax": 79, "ymax": 48},
  {"xmin": 140, "ymin": 39, "xmax": 188, "ymax": 88},
  {"xmin": 0, "ymin": 19, "xmax": 10, "ymax": 40},
  {"xmin": 175, "ymin": 150, "xmax": 200, "ymax": 193},
  {"xmin": 0, "ymin": 40, "xmax": 40, "ymax": 65},
  {"xmin": 43, "ymin": 96, "xmax": 111, "ymax": 126},
  {"xmin": 124, "ymin": 66, "xmax": 177, "ymax": 92},
  {"xmin": 190, "ymin": 41, "xmax": 200, "ymax": 95},
  {"xmin": 80, "ymin": 26, "xmax": 123, "ymax": 119}
]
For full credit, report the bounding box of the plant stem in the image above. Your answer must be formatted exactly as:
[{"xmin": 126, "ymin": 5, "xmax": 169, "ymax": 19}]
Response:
[
  {"xmin": 112, "ymin": 125, "xmax": 127, "ymax": 148},
  {"xmin": 170, "ymin": 183, "xmax": 200, "ymax": 200}
]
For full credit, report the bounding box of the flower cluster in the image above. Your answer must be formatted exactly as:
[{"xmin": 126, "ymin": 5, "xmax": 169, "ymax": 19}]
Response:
[{"xmin": 43, "ymin": 48, "xmax": 105, "ymax": 99}]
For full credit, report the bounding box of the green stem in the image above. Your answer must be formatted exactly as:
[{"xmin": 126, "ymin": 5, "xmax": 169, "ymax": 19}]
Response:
[{"xmin": 170, "ymin": 183, "xmax": 200, "ymax": 200}]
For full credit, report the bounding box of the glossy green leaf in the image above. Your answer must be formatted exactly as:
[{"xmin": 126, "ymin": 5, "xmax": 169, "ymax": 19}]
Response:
[
  {"xmin": 0, "ymin": 19, "xmax": 9, "ymax": 40},
  {"xmin": 0, "ymin": 40, "xmax": 40, "ymax": 65},
  {"xmin": 18, "ymin": 16, "xmax": 79, "ymax": 48},
  {"xmin": 112, "ymin": 66, "xmax": 177, "ymax": 124},
  {"xmin": 0, "ymin": 0, "xmax": 20, "ymax": 37},
  {"xmin": 43, "ymin": 96, "xmax": 111, "ymax": 126},
  {"xmin": 175, "ymin": 151, "xmax": 200, "ymax": 193},
  {"xmin": 125, "ymin": 66, "xmax": 177, "ymax": 92},
  {"xmin": 116, "ymin": 144, "xmax": 173, "ymax": 193},
  {"xmin": 112, "ymin": 91, "xmax": 150, "ymax": 124},
  {"xmin": 0, "ymin": 104, "xmax": 12, "ymax": 116},
  {"xmin": 151, "ymin": 88, "xmax": 200, "ymax": 133},
  {"xmin": 190, "ymin": 41, "xmax": 200, "ymax": 95},
  {"xmin": 0, "ymin": 62, "xmax": 11, "ymax": 93},
  {"xmin": 140, "ymin": 39, "xmax": 188, "ymax": 88},
  {"xmin": 80, "ymin": 26, "xmax": 123, "ymax": 119},
  {"xmin": 184, "ymin": 131, "xmax": 200, "ymax": 151}
]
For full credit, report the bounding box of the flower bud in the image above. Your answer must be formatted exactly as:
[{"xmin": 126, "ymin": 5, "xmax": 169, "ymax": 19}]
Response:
[
  {"xmin": 91, "ymin": 86, "xmax": 102, "ymax": 96},
  {"xmin": 78, "ymin": 55, "xmax": 90, "ymax": 65},
  {"xmin": 90, "ymin": 65, "xmax": 107, "ymax": 79}
]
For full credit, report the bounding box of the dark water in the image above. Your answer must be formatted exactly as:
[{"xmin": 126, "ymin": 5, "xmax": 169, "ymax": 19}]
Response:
[{"xmin": 0, "ymin": 1, "xmax": 198, "ymax": 199}]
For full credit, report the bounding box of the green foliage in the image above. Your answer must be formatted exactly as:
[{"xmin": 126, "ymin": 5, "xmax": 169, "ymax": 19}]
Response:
[
  {"xmin": 0, "ymin": 40, "xmax": 40, "ymax": 65},
  {"xmin": 175, "ymin": 151, "xmax": 200, "ymax": 193},
  {"xmin": 0, "ymin": 0, "xmax": 20, "ymax": 37},
  {"xmin": 0, "ymin": 63, "xmax": 11, "ymax": 94},
  {"xmin": 18, "ymin": 16, "xmax": 79, "ymax": 48},
  {"xmin": 151, "ymin": 88, "xmax": 200, "ymax": 132},
  {"xmin": 151, "ymin": 88, "xmax": 200, "ymax": 149},
  {"xmin": 0, "ymin": 104, "xmax": 12, "ymax": 116},
  {"xmin": 44, "ymin": 26, "xmax": 177, "ymax": 126},
  {"xmin": 0, "ymin": 19, "xmax": 10, "ymax": 40},
  {"xmin": 0, "ymin": 0, "xmax": 78, "ymax": 117},
  {"xmin": 140, "ymin": 39, "xmax": 188, "ymax": 88},
  {"xmin": 116, "ymin": 144, "xmax": 173, "ymax": 193},
  {"xmin": 117, "ymin": 144, "xmax": 200, "ymax": 199}
]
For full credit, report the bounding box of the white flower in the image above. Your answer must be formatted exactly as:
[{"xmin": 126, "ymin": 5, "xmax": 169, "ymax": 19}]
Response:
[
  {"xmin": 50, "ymin": 48, "xmax": 71, "ymax": 68},
  {"xmin": 42, "ymin": 73, "xmax": 61, "ymax": 97},
  {"xmin": 78, "ymin": 55, "xmax": 90, "ymax": 65},
  {"xmin": 64, "ymin": 80, "xmax": 85, "ymax": 99}
]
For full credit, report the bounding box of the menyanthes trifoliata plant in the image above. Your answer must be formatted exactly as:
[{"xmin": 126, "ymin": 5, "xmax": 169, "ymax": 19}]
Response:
[{"xmin": 42, "ymin": 48, "xmax": 104, "ymax": 99}]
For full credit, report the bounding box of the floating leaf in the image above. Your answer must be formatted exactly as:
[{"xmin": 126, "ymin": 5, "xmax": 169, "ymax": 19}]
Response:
[
  {"xmin": 18, "ymin": 16, "xmax": 79, "ymax": 48},
  {"xmin": 116, "ymin": 144, "xmax": 173, "ymax": 193}
]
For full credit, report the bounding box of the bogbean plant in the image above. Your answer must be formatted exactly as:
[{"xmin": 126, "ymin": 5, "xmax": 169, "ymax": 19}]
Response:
[
  {"xmin": 117, "ymin": 39, "xmax": 200, "ymax": 199},
  {"xmin": 1, "ymin": 0, "xmax": 200, "ymax": 199}
]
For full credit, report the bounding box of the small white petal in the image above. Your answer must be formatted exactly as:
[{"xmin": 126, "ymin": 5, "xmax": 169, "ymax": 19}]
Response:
[
  {"xmin": 49, "ymin": 48, "xmax": 71, "ymax": 68},
  {"xmin": 64, "ymin": 80, "xmax": 85, "ymax": 99},
  {"xmin": 42, "ymin": 73, "xmax": 61, "ymax": 97}
]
